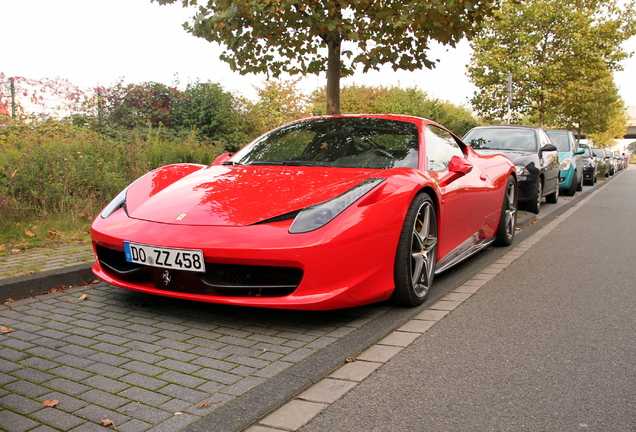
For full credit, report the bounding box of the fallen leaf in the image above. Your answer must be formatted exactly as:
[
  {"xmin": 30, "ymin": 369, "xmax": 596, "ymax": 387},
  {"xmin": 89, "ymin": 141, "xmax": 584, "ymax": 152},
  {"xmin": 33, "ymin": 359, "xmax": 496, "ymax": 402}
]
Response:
[
  {"xmin": 78, "ymin": 294, "xmax": 88, "ymax": 301},
  {"xmin": 0, "ymin": 244, "xmax": 6, "ymax": 251},
  {"xmin": 0, "ymin": 325, "xmax": 13, "ymax": 334},
  {"xmin": 345, "ymin": 356, "xmax": 356, "ymax": 363},
  {"xmin": 197, "ymin": 402, "xmax": 212, "ymax": 409},
  {"xmin": 42, "ymin": 399, "xmax": 59, "ymax": 407},
  {"xmin": 10, "ymin": 249, "xmax": 20, "ymax": 253},
  {"xmin": 101, "ymin": 418, "xmax": 118, "ymax": 430},
  {"xmin": 10, "ymin": 169, "xmax": 18, "ymax": 178},
  {"xmin": 24, "ymin": 229, "xmax": 36, "ymax": 237}
]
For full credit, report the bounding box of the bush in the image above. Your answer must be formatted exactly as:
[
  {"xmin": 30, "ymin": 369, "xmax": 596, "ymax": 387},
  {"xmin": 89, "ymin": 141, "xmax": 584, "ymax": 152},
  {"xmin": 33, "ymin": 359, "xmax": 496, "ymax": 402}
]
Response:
[{"xmin": 0, "ymin": 119, "xmax": 224, "ymax": 225}]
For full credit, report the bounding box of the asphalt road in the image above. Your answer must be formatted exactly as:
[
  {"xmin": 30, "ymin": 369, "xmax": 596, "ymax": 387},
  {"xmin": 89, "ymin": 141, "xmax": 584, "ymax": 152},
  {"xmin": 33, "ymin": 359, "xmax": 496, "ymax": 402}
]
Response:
[{"xmin": 290, "ymin": 169, "xmax": 636, "ymax": 432}]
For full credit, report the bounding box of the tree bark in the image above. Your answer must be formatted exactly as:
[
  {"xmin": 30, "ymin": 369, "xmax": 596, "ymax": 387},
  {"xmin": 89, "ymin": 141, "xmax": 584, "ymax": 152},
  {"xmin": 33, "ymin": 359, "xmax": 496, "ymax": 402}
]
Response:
[{"xmin": 326, "ymin": 37, "xmax": 341, "ymax": 115}]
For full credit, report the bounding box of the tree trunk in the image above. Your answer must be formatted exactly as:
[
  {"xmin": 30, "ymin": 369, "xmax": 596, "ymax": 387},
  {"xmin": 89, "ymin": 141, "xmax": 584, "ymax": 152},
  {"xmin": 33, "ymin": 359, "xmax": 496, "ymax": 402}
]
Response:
[{"xmin": 326, "ymin": 37, "xmax": 341, "ymax": 115}]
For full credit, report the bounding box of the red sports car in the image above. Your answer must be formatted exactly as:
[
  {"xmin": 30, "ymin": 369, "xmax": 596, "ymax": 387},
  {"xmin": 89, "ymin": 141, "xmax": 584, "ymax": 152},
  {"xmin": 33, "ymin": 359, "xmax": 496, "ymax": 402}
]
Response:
[{"xmin": 91, "ymin": 115, "xmax": 517, "ymax": 310}]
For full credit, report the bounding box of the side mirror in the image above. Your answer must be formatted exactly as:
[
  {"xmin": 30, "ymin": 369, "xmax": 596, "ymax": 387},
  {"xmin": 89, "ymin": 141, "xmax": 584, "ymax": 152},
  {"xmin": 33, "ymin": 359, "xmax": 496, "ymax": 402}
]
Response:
[
  {"xmin": 541, "ymin": 144, "xmax": 557, "ymax": 152},
  {"xmin": 575, "ymin": 148, "xmax": 585, "ymax": 155},
  {"xmin": 212, "ymin": 153, "xmax": 233, "ymax": 165},
  {"xmin": 438, "ymin": 155, "xmax": 473, "ymax": 187}
]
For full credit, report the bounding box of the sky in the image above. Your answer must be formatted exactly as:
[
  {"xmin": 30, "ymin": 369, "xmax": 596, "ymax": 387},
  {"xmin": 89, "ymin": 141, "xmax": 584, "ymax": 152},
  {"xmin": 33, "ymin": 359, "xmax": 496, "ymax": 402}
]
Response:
[{"xmin": 2, "ymin": 0, "xmax": 636, "ymax": 110}]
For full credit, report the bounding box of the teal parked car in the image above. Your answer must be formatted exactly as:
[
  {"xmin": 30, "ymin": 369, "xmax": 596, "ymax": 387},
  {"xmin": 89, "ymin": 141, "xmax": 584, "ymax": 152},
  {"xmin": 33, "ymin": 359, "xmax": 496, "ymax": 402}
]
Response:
[{"xmin": 546, "ymin": 129, "xmax": 585, "ymax": 196}]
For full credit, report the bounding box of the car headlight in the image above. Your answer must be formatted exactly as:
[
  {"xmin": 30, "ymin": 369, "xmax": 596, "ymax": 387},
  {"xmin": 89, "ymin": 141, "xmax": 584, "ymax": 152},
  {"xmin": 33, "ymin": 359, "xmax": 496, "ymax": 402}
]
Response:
[
  {"xmin": 560, "ymin": 157, "xmax": 572, "ymax": 170},
  {"xmin": 515, "ymin": 165, "xmax": 530, "ymax": 176},
  {"xmin": 100, "ymin": 186, "xmax": 130, "ymax": 218},
  {"xmin": 289, "ymin": 178, "xmax": 385, "ymax": 234}
]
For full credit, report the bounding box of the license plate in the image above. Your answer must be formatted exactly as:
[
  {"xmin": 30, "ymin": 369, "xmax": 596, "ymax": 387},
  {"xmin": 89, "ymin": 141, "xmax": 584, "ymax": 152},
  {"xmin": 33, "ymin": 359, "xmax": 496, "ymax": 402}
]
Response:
[{"xmin": 123, "ymin": 242, "xmax": 206, "ymax": 272}]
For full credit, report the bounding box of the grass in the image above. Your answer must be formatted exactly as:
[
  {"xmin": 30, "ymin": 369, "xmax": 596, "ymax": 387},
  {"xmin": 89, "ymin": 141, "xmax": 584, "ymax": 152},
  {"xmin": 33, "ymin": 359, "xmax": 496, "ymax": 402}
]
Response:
[{"xmin": 0, "ymin": 214, "xmax": 92, "ymax": 256}]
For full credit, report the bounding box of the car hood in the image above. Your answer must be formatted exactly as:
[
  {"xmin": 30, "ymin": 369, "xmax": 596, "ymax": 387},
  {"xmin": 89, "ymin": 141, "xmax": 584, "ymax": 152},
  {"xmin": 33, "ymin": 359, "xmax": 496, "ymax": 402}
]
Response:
[
  {"xmin": 125, "ymin": 165, "xmax": 385, "ymax": 226},
  {"xmin": 472, "ymin": 149, "xmax": 538, "ymax": 167}
]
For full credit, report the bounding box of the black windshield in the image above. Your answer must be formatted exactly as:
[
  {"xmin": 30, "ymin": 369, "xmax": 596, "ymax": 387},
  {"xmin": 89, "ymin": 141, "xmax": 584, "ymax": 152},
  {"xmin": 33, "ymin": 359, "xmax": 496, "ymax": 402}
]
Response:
[{"xmin": 231, "ymin": 117, "xmax": 419, "ymax": 169}]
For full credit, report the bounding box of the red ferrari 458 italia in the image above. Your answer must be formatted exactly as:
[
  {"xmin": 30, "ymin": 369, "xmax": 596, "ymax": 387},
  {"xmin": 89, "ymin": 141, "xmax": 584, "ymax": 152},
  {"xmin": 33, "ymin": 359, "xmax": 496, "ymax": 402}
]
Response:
[{"xmin": 91, "ymin": 115, "xmax": 517, "ymax": 310}]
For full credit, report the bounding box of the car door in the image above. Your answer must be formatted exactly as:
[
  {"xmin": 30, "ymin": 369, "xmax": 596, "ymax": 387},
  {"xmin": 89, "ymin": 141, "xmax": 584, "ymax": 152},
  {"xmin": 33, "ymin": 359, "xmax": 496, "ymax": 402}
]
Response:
[
  {"xmin": 538, "ymin": 129, "xmax": 560, "ymax": 195},
  {"xmin": 424, "ymin": 124, "xmax": 492, "ymax": 261}
]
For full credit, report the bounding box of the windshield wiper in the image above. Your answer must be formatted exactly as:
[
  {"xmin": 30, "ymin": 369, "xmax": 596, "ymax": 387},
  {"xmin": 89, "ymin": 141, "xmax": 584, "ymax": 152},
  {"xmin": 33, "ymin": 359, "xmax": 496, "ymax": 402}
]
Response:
[
  {"xmin": 222, "ymin": 160, "xmax": 242, "ymax": 166},
  {"xmin": 248, "ymin": 160, "xmax": 328, "ymax": 167}
]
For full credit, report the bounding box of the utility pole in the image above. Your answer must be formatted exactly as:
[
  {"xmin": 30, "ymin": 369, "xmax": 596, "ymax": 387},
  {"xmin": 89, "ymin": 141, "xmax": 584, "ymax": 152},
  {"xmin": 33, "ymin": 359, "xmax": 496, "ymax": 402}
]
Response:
[
  {"xmin": 9, "ymin": 77, "xmax": 16, "ymax": 119},
  {"xmin": 507, "ymin": 72, "xmax": 512, "ymax": 125}
]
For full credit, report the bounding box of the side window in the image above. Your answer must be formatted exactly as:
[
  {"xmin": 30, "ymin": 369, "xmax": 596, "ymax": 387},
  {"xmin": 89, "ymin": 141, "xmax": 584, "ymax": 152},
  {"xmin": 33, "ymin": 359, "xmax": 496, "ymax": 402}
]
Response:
[
  {"xmin": 425, "ymin": 125, "xmax": 464, "ymax": 172},
  {"xmin": 571, "ymin": 133, "xmax": 578, "ymax": 152},
  {"xmin": 539, "ymin": 130, "xmax": 552, "ymax": 148}
]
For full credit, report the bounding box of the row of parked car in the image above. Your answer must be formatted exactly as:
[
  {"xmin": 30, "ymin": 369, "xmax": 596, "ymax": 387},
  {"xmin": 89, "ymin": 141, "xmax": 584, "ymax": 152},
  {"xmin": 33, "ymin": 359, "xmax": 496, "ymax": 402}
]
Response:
[{"xmin": 462, "ymin": 125, "xmax": 627, "ymax": 214}]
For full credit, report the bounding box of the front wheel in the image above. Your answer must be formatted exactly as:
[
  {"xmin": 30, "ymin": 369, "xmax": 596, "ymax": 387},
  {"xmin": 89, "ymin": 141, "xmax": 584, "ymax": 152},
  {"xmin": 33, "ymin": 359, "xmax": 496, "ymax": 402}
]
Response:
[
  {"xmin": 495, "ymin": 176, "xmax": 518, "ymax": 246},
  {"xmin": 527, "ymin": 180, "xmax": 543, "ymax": 214},
  {"xmin": 391, "ymin": 193, "xmax": 438, "ymax": 307}
]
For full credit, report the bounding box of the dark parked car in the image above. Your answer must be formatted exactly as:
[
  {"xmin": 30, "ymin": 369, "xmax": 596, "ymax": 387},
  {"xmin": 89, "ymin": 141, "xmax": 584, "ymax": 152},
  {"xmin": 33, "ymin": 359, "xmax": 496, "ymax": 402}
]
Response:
[
  {"xmin": 545, "ymin": 129, "xmax": 585, "ymax": 195},
  {"xmin": 579, "ymin": 143, "xmax": 598, "ymax": 185},
  {"xmin": 592, "ymin": 148, "xmax": 610, "ymax": 177},
  {"xmin": 463, "ymin": 125, "xmax": 559, "ymax": 214}
]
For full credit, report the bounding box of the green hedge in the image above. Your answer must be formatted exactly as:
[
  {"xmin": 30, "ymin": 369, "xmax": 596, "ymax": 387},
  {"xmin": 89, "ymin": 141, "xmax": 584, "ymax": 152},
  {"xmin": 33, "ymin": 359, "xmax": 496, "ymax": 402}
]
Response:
[{"xmin": 0, "ymin": 119, "xmax": 225, "ymax": 223}]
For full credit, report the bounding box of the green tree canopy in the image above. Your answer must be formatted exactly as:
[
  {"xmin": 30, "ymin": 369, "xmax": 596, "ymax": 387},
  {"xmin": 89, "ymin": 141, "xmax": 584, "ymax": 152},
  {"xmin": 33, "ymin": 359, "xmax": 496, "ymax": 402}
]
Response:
[
  {"xmin": 154, "ymin": 0, "xmax": 499, "ymax": 115},
  {"xmin": 173, "ymin": 81, "xmax": 249, "ymax": 148},
  {"xmin": 468, "ymin": 0, "xmax": 636, "ymax": 129},
  {"xmin": 310, "ymin": 84, "xmax": 479, "ymax": 136}
]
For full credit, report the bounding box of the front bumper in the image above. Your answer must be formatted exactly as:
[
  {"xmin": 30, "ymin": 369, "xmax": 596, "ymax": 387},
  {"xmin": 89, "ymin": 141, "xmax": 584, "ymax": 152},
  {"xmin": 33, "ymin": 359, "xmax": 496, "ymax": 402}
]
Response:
[
  {"xmin": 90, "ymin": 205, "xmax": 404, "ymax": 310},
  {"xmin": 559, "ymin": 167, "xmax": 575, "ymax": 189}
]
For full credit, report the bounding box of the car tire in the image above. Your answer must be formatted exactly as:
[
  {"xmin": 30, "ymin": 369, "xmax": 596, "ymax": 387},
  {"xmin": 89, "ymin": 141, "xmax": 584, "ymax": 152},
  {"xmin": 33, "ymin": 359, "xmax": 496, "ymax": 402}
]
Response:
[
  {"xmin": 494, "ymin": 176, "xmax": 517, "ymax": 247},
  {"xmin": 391, "ymin": 192, "xmax": 438, "ymax": 307},
  {"xmin": 576, "ymin": 172, "xmax": 583, "ymax": 191},
  {"xmin": 545, "ymin": 181, "xmax": 559, "ymax": 204},
  {"xmin": 565, "ymin": 173, "xmax": 577, "ymax": 196},
  {"xmin": 594, "ymin": 175, "xmax": 598, "ymax": 184},
  {"xmin": 527, "ymin": 180, "xmax": 543, "ymax": 214}
]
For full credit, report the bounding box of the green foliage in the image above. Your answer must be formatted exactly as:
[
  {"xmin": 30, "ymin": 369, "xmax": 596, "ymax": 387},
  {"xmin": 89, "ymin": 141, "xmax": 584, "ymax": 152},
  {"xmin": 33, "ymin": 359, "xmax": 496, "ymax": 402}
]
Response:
[
  {"xmin": 154, "ymin": 0, "xmax": 499, "ymax": 113},
  {"xmin": 468, "ymin": 0, "xmax": 636, "ymax": 129},
  {"xmin": 310, "ymin": 84, "xmax": 478, "ymax": 136},
  {"xmin": 159, "ymin": 0, "xmax": 498, "ymax": 76},
  {"xmin": 0, "ymin": 118, "xmax": 224, "ymax": 227},
  {"xmin": 109, "ymin": 81, "xmax": 180, "ymax": 128},
  {"xmin": 173, "ymin": 81, "xmax": 251, "ymax": 151},
  {"xmin": 245, "ymin": 79, "xmax": 312, "ymax": 137},
  {"xmin": 586, "ymin": 108, "xmax": 629, "ymax": 147}
]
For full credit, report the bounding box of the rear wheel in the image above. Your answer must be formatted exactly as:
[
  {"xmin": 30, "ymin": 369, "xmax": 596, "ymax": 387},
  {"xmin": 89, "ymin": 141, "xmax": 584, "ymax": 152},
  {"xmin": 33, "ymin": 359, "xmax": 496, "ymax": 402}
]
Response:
[
  {"xmin": 495, "ymin": 176, "xmax": 517, "ymax": 246},
  {"xmin": 545, "ymin": 181, "xmax": 559, "ymax": 204},
  {"xmin": 391, "ymin": 193, "xmax": 438, "ymax": 307},
  {"xmin": 576, "ymin": 172, "xmax": 583, "ymax": 191}
]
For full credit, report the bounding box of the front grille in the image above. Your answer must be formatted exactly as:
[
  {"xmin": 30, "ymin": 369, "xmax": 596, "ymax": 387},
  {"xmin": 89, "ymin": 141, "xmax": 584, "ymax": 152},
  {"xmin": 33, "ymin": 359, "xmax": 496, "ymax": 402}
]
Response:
[
  {"xmin": 95, "ymin": 245, "xmax": 302, "ymax": 297},
  {"xmin": 199, "ymin": 264, "xmax": 303, "ymax": 289}
]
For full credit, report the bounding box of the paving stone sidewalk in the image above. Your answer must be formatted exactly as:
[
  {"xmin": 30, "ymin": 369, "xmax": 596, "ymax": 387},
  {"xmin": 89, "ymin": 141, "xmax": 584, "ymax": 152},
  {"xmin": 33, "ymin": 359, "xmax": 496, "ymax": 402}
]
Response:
[
  {"xmin": 0, "ymin": 244, "xmax": 94, "ymax": 281},
  {"xmin": 0, "ymin": 280, "xmax": 386, "ymax": 432}
]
